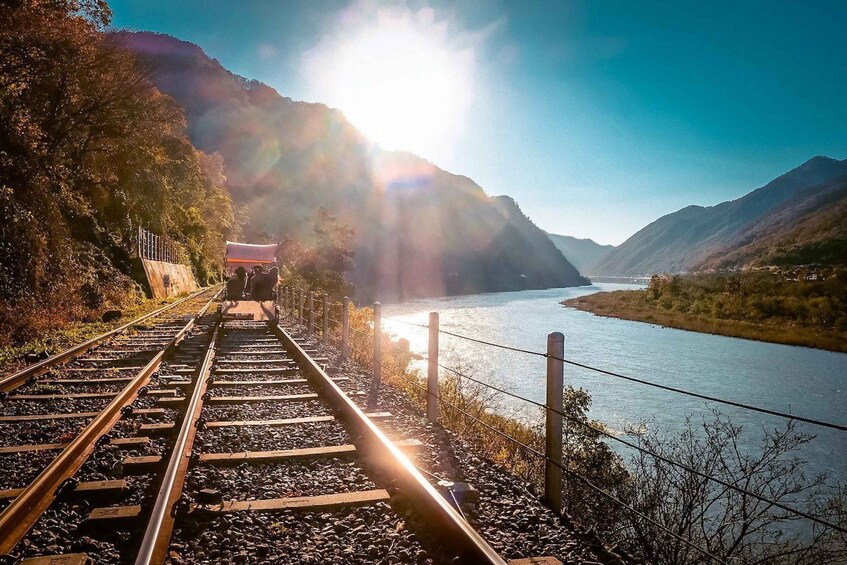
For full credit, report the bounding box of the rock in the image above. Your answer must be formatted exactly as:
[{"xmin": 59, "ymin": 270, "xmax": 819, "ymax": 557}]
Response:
[{"xmin": 102, "ymin": 309, "xmax": 122, "ymax": 323}]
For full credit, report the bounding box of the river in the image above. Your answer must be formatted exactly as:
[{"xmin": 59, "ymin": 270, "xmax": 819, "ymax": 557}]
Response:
[{"xmin": 382, "ymin": 283, "xmax": 847, "ymax": 485}]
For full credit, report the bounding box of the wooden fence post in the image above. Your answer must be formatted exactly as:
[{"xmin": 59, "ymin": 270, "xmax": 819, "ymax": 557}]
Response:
[
  {"xmin": 368, "ymin": 303, "xmax": 382, "ymax": 409},
  {"xmin": 427, "ymin": 312, "xmax": 439, "ymax": 422},
  {"xmin": 308, "ymin": 292, "xmax": 315, "ymax": 333},
  {"xmin": 341, "ymin": 297, "xmax": 350, "ymax": 361},
  {"xmin": 545, "ymin": 332, "xmax": 564, "ymax": 515},
  {"xmin": 298, "ymin": 288, "xmax": 304, "ymax": 326},
  {"xmin": 322, "ymin": 294, "xmax": 329, "ymax": 344}
]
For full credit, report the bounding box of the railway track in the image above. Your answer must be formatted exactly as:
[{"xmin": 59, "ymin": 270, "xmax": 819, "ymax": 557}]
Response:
[
  {"xmin": 0, "ymin": 288, "xmax": 219, "ymax": 562},
  {"xmin": 0, "ymin": 295, "xmax": 508, "ymax": 564}
]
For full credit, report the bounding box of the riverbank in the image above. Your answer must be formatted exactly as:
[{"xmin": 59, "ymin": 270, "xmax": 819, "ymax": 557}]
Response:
[{"xmin": 564, "ymin": 289, "xmax": 847, "ymax": 353}]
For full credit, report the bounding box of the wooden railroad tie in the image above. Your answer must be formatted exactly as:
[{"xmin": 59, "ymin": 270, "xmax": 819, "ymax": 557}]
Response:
[
  {"xmin": 81, "ymin": 505, "xmax": 142, "ymax": 529},
  {"xmin": 158, "ymin": 377, "xmax": 193, "ymax": 388},
  {"xmin": 0, "ymin": 436, "xmax": 147, "ymax": 454},
  {"xmin": 198, "ymin": 489, "xmax": 390, "ymax": 515},
  {"xmin": 9, "ymin": 392, "xmax": 117, "ymax": 401},
  {"xmin": 0, "ymin": 479, "xmax": 127, "ymax": 501},
  {"xmin": 0, "ymin": 411, "xmax": 100, "ymax": 422},
  {"xmin": 219, "ymin": 338, "xmax": 279, "ymax": 343},
  {"xmin": 186, "ymin": 391, "xmax": 366, "ymax": 406},
  {"xmin": 125, "ymin": 408, "xmax": 166, "ymax": 418},
  {"xmin": 143, "ymin": 389, "xmax": 179, "ymax": 397},
  {"xmin": 63, "ymin": 366, "xmax": 144, "ymax": 372},
  {"xmin": 159, "ymin": 393, "xmax": 323, "ymax": 406},
  {"xmin": 212, "ymin": 350, "xmax": 288, "ymax": 356},
  {"xmin": 211, "ymin": 367, "xmax": 299, "ymax": 375},
  {"xmin": 197, "ymin": 439, "xmax": 424, "ymax": 465},
  {"xmin": 121, "ymin": 455, "xmax": 162, "ymax": 473},
  {"xmin": 42, "ymin": 377, "xmax": 134, "ymax": 385},
  {"xmin": 213, "ymin": 359, "xmax": 295, "ymax": 365},
  {"xmin": 20, "ymin": 553, "xmax": 92, "ymax": 565},
  {"xmin": 218, "ymin": 344, "xmax": 285, "ymax": 350},
  {"xmin": 76, "ymin": 358, "xmax": 147, "ymax": 364},
  {"xmin": 85, "ymin": 350, "xmax": 157, "ymax": 356},
  {"xmin": 207, "ymin": 377, "xmax": 349, "ymax": 387},
  {"xmin": 137, "ymin": 422, "xmax": 175, "ymax": 436},
  {"xmin": 204, "ymin": 412, "xmax": 392, "ymax": 429}
]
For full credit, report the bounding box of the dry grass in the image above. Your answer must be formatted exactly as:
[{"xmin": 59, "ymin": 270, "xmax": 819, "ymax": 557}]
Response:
[
  {"xmin": 341, "ymin": 304, "xmax": 554, "ymax": 490},
  {"xmin": 0, "ymin": 292, "xmax": 188, "ymax": 371}
]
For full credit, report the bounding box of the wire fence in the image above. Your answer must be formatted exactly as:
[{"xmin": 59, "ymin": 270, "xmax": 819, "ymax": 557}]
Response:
[
  {"xmin": 280, "ymin": 291, "xmax": 847, "ymax": 561},
  {"xmin": 383, "ymin": 316, "xmax": 847, "ymax": 433}
]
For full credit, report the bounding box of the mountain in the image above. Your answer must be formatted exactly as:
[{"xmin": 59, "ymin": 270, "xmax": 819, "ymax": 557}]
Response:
[
  {"xmin": 117, "ymin": 31, "xmax": 588, "ymax": 300},
  {"xmin": 546, "ymin": 233, "xmax": 614, "ymax": 274},
  {"xmin": 590, "ymin": 156, "xmax": 847, "ymax": 275},
  {"xmin": 695, "ymin": 174, "xmax": 847, "ymax": 270}
]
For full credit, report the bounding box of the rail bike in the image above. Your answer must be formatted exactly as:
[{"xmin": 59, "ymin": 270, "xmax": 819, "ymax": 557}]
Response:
[{"xmin": 219, "ymin": 241, "xmax": 280, "ymax": 322}]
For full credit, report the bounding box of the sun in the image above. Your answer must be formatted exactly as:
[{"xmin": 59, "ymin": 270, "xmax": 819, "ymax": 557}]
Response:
[{"xmin": 303, "ymin": 6, "xmax": 475, "ymax": 160}]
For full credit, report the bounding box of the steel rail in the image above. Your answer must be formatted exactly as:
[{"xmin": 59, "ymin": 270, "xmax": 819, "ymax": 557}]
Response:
[
  {"xmin": 271, "ymin": 324, "xmax": 507, "ymax": 565},
  {"xmin": 135, "ymin": 322, "xmax": 220, "ymax": 564},
  {"xmin": 0, "ymin": 287, "xmax": 214, "ymax": 392},
  {"xmin": 0, "ymin": 290, "xmax": 221, "ymax": 554}
]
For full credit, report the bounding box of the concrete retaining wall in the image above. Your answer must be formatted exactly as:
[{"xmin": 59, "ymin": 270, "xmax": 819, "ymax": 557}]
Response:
[{"xmin": 141, "ymin": 259, "xmax": 197, "ymax": 299}]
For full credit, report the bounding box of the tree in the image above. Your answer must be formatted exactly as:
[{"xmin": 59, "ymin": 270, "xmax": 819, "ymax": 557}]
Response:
[
  {"xmin": 0, "ymin": 0, "xmax": 238, "ymax": 343},
  {"xmin": 619, "ymin": 411, "xmax": 845, "ymax": 564},
  {"xmin": 561, "ymin": 387, "xmax": 631, "ymax": 528},
  {"xmin": 649, "ymin": 274, "xmax": 663, "ymax": 300},
  {"xmin": 278, "ymin": 208, "xmax": 355, "ymax": 300}
]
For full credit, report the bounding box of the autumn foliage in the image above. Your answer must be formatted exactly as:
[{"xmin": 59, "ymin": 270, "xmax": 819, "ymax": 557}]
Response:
[{"xmin": 0, "ymin": 1, "xmax": 240, "ymax": 344}]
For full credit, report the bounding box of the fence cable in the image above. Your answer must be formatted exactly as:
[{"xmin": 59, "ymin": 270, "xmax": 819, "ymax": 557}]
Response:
[
  {"xmin": 435, "ymin": 363, "xmax": 847, "ymax": 534},
  {"xmin": 384, "ymin": 316, "xmax": 846, "ymax": 433},
  {"xmin": 314, "ymin": 311, "xmax": 847, "ymax": 532},
  {"xmin": 552, "ymin": 357, "xmax": 847, "ymax": 433},
  {"xmin": 380, "ymin": 361, "xmax": 728, "ymax": 565}
]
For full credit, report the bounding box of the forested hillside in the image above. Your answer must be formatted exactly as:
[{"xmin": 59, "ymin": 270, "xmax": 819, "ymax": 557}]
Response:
[
  {"xmin": 0, "ymin": 1, "xmax": 239, "ymax": 344},
  {"xmin": 591, "ymin": 156, "xmax": 847, "ymax": 275},
  {"xmin": 119, "ymin": 31, "xmax": 588, "ymax": 301},
  {"xmin": 696, "ymin": 175, "xmax": 847, "ymax": 270}
]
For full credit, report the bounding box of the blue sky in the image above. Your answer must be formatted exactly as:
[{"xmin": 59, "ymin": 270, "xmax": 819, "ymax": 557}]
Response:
[{"xmin": 110, "ymin": 0, "xmax": 847, "ymax": 245}]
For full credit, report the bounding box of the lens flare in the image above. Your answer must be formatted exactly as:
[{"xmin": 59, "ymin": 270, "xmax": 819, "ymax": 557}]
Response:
[{"xmin": 302, "ymin": 4, "xmax": 478, "ymax": 162}]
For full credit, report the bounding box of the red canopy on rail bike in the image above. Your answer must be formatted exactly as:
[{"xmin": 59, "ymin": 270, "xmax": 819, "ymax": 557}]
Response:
[
  {"xmin": 221, "ymin": 241, "xmax": 280, "ymax": 322},
  {"xmin": 224, "ymin": 241, "xmax": 278, "ymax": 270}
]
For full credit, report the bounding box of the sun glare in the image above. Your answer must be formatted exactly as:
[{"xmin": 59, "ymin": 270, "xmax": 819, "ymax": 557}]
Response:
[{"xmin": 302, "ymin": 6, "xmax": 476, "ymax": 160}]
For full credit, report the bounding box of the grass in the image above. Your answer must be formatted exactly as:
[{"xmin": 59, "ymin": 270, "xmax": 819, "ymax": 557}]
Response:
[
  {"xmin": 565, "ymin": 290, "xmax": 847, "ymax": 353},
  {"xmin": 0, "ymin": 293, "xmax": 188, "ymax": 372}
]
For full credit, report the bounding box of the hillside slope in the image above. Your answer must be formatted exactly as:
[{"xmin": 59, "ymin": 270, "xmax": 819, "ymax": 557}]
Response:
[
  {"xmin": 591, "ymin": 156, "xmax": 847, "ymax": 275},
  {"xmin": 118, "ymin": 31, "xmax": 588, "ymax": 300},
  {"xmin": 696, "ymin": 175, "xmax": 847, "ymax": 269},
  {"xmin": 546, "ymin": 233, "xmax": 614, "ymax": 274}
]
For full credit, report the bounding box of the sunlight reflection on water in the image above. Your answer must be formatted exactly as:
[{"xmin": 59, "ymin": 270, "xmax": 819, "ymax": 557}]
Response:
[{"xmin": 383, "ymin": 283, "xmax": 847, "ymax": 484}]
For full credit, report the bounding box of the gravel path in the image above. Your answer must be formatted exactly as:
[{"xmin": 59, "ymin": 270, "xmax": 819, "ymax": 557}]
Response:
[{"xmin": 282, "ymin": 319, "xmax": 627, "ymax": 564}]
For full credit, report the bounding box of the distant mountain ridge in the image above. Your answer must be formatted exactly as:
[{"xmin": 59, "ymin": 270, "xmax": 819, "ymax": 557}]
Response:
[
  {"xmin": 591, "ymin": 156, "xmax": 847, "ymax": 275},
  {"xmin": 545, "ymin": 233, "xmax": 614, "ymax": 274},
  {"xmin": 118, "ymin": 31, "xmax": 588, "ymax": 300},
  {"xmin": 695, "ymin": 174, "xmax": 847, "ymax": 270}
]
